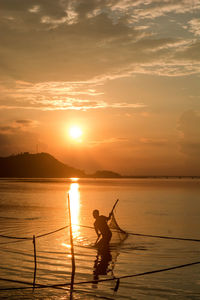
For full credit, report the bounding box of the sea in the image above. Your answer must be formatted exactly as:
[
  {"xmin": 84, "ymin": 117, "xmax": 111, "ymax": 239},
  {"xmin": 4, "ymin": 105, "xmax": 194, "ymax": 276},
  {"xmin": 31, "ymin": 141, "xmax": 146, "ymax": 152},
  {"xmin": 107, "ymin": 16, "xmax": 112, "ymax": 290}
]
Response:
[{"xmin": 0, "ymin": 177, "xmax": 200, "ymax": 299}]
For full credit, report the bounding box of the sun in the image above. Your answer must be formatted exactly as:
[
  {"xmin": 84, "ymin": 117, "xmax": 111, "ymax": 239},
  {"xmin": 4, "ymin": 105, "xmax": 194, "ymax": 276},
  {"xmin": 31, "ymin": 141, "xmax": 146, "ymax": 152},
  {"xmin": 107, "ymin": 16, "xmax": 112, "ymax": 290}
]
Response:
[{"xmin": 69, "ymin": 126, "xmax": 83, "ymax": 140}]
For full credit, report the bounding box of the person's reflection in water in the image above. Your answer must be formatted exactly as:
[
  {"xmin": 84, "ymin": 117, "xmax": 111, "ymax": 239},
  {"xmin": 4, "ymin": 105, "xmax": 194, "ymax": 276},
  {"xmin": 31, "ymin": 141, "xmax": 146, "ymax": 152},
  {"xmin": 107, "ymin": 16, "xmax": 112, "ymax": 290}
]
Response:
[{"xmin": 92, "ymin": 247, "xmax": 112, "ymax": 286}]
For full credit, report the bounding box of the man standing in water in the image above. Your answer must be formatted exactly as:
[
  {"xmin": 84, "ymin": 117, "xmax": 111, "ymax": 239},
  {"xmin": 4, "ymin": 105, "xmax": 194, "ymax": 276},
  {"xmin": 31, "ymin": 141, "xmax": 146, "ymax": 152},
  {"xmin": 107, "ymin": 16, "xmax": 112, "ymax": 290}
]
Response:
[{"xmin": 93, "ymin": 209, "xmax": 112, "ymax": 250}]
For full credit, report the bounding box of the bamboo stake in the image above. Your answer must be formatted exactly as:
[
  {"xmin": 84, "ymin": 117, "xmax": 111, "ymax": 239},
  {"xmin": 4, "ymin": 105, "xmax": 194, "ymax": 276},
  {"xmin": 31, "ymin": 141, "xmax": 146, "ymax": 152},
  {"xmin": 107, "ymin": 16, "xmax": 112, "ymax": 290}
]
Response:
[
  {"xmin": 32, "ymin": 235, "xmax": 37, "ymax": 292},
  {"xmin": 68, "ymin": 193, "xmax": 76, "ymax": 298}
]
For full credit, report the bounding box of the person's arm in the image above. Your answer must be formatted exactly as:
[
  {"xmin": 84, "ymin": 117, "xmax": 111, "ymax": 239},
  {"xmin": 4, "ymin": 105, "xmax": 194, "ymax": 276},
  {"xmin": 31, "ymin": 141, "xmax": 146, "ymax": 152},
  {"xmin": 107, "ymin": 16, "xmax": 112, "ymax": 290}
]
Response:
[
  {"xmin": 107, "ymin": 212, "xmax": 113, "ymax": 221},
  {"xmin": 94, "ymin": 222, "xmax": 100, "ymax": 237}
]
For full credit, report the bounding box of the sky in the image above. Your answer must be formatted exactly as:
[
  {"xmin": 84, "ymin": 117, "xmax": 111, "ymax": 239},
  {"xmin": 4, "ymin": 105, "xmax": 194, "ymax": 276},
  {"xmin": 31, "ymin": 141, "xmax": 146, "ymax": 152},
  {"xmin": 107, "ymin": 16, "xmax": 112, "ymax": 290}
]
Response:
[{"xmin": 0, "ymin": 0, "xmax": 200, "ymax": 176}]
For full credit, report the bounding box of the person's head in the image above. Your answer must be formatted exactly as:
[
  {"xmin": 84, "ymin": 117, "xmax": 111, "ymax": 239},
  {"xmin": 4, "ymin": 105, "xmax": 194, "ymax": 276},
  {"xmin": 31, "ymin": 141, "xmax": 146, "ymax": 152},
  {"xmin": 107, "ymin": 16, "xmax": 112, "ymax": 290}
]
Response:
[{"xmin": 93, "ymin": 209, "xmax": 99, "ymax": 219}]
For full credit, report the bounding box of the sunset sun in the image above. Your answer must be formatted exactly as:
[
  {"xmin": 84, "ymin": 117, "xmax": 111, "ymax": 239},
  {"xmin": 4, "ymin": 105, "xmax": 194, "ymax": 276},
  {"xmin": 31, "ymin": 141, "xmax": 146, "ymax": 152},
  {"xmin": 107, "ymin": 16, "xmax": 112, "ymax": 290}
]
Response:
[{"xmin": 69, "ymin": 126, "xmax": 83, "ymax": 140}]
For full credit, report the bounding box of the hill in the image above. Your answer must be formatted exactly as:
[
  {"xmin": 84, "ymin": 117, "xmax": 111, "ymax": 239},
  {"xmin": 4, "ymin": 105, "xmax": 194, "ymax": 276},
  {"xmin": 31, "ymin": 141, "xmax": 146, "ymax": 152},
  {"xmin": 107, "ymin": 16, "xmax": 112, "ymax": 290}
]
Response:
[
  {"xmin": 91, "ymin": 170, "xmax": 121, "ymax": 178},
  {"xmin": 0, "ymin": 152, "xmax": 85, "ymax": 178}
]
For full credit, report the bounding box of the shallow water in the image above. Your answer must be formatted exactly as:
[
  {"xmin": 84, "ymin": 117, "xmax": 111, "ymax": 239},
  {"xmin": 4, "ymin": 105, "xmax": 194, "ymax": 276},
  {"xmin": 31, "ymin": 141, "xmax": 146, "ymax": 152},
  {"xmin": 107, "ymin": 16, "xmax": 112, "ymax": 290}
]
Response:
[{"xmin": 0, "ymin": 178, "xmax": 200, "ymax": 299}]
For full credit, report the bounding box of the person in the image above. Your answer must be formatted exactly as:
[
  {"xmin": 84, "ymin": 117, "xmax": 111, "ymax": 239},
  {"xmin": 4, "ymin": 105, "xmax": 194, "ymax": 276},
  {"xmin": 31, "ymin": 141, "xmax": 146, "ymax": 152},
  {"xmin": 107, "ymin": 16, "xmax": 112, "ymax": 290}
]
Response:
[{"xmin": 93, "ymin": 209, "xmax": 112, "ymax": 251}]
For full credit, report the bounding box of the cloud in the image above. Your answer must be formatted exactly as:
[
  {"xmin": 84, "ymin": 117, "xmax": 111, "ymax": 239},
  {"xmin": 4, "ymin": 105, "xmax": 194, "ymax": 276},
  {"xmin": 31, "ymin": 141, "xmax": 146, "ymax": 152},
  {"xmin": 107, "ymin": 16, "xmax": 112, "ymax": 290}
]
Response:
[
  {"xmin": 0, "ymin": 0, "xmax": 200, "ymax": 116},
  {"xmin": 179, "ymin": 40, "xmax": 200, "ymax": 62},
  {"xmin": 0, "ymin": 98, "xmax": 145, "ymax": 111},
  {"xmin": 0, "ymin": 119, "xmax": 39, "ymax": 134},
  {"xmin": 0, "ymin": 119, "xmax": 40, "ymax": 155},
  {"xmin": 15, "ymin": 119, "xmax": 34, "ymax": 125},
  {"xmin": 1, "ymin": 0, "xmax": 199, "ymax": 84},
  {"xmin": 134, "ymin": 60, "xmax": 200, "ymax": 76},
  {"xmin": 0, "ymin": 80, "xmax": 146, "ymax": 111},
  {"xmin": 187, "ymin": 18, "xmax": 200, "ymax": 36},
  {"xmin": 29, "ymin": 5, "xmax": 40, "ymax": 14},
  {"xmin": 0, "ymin": 10, "xmax": 140, "ymax": 82},
  {"xmin": 87, "ymin": 137, "xmax": 129, "ymax": 147},
  {"xmin": 0, "ymin": 126, "xmax": 14, "ymax": 133},
  {"xmin": 140, "ymin": 137, "xmax": 168, "ymax": 146},
  {"xmin": 110, "ymin": 0, "xmax": 200, "ymax": 22}
]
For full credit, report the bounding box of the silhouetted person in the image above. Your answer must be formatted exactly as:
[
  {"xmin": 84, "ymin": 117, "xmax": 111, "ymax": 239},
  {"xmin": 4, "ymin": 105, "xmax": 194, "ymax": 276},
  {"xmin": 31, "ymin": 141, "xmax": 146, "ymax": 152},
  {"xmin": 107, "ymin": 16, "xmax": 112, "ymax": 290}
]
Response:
[{"xmin": 93, "ymin": 209, "xmax": 112, "ymax": 252}]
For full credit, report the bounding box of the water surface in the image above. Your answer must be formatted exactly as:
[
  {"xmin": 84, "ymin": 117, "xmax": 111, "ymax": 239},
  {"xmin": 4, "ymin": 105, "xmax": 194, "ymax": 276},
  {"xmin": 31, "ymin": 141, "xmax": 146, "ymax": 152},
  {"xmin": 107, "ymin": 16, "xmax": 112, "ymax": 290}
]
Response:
[{"xmin": 0, "ymin": 178, "xmax": 200, "ymax": 299}]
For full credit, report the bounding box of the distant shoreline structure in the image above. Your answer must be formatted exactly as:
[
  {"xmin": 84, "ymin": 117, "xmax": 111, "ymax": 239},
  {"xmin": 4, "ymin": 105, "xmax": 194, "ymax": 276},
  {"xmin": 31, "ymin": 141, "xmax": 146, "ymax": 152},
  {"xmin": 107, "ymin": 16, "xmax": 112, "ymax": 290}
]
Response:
[{"xmin": 0, "ymin": 152, "xmax": 199, "ymax": 179}]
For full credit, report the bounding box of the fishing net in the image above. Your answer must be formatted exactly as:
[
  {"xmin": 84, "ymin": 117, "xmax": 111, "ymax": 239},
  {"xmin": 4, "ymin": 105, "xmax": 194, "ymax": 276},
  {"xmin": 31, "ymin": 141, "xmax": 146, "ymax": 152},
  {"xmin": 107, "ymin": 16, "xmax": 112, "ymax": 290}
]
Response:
[{"xmin": 108, "ymin": 210, "xmax": 128, "ymax": 246}]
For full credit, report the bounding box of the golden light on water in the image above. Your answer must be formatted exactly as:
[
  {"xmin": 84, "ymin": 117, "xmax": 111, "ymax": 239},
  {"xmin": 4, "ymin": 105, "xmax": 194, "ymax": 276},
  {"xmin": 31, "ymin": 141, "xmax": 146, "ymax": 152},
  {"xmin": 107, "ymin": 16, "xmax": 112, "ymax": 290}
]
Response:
[
  {"xmin": 68, "ymin": 180, "xmax": 80, "ymax": 238},
  {"xmin": 62, "ymin": 243, "xmax": 71, "ymax": 249},
  {"xmin": 70, "ymin": 177, "xmax": 78, "ymax": 182}
]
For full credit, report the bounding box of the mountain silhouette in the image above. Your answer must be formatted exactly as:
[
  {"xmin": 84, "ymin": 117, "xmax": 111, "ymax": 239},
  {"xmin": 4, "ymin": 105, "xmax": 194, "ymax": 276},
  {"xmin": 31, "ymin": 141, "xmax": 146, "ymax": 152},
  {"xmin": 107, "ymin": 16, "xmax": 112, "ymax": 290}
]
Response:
[
  {"xmin": 0, "ymin": 152, "xmax": 85, "ymax": 178},
  {"xmin": 92, "ymin": 170, "xmax": 121, "ymax": 178}
]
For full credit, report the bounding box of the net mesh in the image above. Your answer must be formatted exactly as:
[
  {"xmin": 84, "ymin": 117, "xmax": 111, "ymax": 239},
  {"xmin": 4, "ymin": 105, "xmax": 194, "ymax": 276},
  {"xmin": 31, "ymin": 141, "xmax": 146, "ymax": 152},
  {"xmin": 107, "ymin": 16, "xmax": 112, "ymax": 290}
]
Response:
[{"xmin": 108, "ymin": 210, "xmax": 128, "ymax": 246}]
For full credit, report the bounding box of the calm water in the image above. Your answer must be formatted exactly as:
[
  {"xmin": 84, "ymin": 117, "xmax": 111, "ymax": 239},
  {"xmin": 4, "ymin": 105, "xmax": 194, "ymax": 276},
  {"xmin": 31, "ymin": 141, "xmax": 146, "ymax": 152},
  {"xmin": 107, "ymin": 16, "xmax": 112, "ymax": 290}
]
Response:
[{"xmin": 0, "ymin": 178, "xmax": 200, "ymax": 299}]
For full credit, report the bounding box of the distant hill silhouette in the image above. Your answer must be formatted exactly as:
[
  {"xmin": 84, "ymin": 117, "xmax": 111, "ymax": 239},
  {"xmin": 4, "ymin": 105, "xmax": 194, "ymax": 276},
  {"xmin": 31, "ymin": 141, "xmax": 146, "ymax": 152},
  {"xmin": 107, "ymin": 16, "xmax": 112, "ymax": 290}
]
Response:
[
  {"xmin": 0, "ymin": 152, "xmax": 85, "ymax": 178},
  {"xmin": 91, "ymin": 170, "xmax": 121, "ymax": 178}
]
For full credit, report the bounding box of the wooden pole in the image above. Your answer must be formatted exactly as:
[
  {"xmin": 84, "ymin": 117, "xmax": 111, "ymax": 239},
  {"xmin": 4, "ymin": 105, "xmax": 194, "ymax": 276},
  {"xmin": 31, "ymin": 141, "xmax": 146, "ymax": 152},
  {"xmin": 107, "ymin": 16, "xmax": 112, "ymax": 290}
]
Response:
[
  {"xmin": 68, "ymin": 193, "xmax": 76, "ymax": 297},
  {"xmin": 32, "ymin": 235, "xmax": 37, "ymax": 292}
]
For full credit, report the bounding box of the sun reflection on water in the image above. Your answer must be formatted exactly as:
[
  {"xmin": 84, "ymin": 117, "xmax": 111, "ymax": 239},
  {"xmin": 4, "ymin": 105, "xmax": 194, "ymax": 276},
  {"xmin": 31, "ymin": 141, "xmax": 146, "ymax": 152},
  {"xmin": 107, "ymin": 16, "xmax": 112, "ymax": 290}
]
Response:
[
  {"xmin": 68, "ymin": 180, "xmax": 80, "ymax": 238},
  {"xmin": 70, "ymin": 177, "xmax": 79, "ymax": 182}
]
